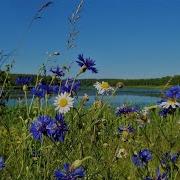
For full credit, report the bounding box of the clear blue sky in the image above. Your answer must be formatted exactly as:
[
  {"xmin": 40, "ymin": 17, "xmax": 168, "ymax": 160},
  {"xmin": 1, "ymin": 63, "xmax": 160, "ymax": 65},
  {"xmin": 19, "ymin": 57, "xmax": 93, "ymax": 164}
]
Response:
[{"xmin": 0, "ymin": 0, "xmax": 180, "ymax": 79}]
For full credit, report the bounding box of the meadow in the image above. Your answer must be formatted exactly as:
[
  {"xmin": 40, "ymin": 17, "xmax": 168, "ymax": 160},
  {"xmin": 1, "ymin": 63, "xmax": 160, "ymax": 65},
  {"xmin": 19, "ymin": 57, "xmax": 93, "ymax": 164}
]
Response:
[
  {"xmin": 0, "ymin": 55, "xmax": 180, "ymax": 180},
  {"xmin": 0, "ymin": 1, "xmax": 180, "ymax": 179}
]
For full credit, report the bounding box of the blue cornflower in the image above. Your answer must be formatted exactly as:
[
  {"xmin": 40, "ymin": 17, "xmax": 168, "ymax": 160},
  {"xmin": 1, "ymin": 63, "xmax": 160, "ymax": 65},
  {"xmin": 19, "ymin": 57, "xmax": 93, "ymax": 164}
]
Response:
[
  {"xmin": 15, "ymin": 77, "xmax": 32, "ymax": 85},
  {"xmin": 30, "ymin": 115, "xmax": 53, "ymax": 141},
  {"xmin": 156, "ymin": 167, "xmax": 168, "ymax": 180},
  {"xmin": 76, "ymin": 54, "xmax": 98, "ymax": 73},
  {"xmin": 54, "ymin": 163, "xmax": 85, "ymax": 180},
  {"xmin": 165, "ymin": 85, "xmax": 180, "ymax": 99},
  {"xmin": 159, "ymin": 107, "xmax": 175, "ymax": 117},
  {"xmin": 50, "ymin": 66, "xmax": 65, "ymax": 77},
  {"xmin": 159, "ymin": 86, "xmax": 180, "ymax": 110},
  {"xmin": 161, "ymin": 152, "xmax": 179, "ymax": 170},
  {"xmin": 116, "ymin": 105, "xmax": 138, "ymax": 116},
  {"xmin": 51, "ymin": 85, "xmax": 60, "ymax": 94},
  {"xmin": 132, "ymin": 149, "xmax": 152, "ymax": 167},
  {"xmin": 47, "ymin": 114, "xmax": 68, "ymax": 142},
  {"xmin": 144, "ymin": 167, "xmax": 168, "ymax": 180},
  {"xmin": 31, "ymin": 87, "xmax": 45, "ymax": 98},
  {"xmin": 0, "ymin": 157, "xmax": 5, "ymax": 170},
  {"xmin": 61, "ymin": 79, "xmax": 80, "ymax": 94}
]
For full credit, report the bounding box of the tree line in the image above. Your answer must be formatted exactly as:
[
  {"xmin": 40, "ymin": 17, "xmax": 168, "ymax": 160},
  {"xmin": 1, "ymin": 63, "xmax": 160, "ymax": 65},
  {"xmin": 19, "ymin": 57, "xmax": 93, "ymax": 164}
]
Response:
[{"xmin": 1, "ymin": 72, "xmax": 180, "ymax": 87}]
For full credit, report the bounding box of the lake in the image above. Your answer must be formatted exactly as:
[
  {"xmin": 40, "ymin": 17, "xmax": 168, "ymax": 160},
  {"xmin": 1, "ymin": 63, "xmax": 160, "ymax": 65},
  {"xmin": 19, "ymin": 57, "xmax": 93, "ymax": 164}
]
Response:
[{"xmin": 7, "ymin": 87, "xmax": 162, "ymax": 107}]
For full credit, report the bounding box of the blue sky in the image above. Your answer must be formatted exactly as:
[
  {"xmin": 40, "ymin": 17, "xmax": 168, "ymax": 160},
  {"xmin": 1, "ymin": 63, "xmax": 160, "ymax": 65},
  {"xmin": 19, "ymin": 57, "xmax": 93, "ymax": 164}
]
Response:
[{"xmin": 0, "ymin": 0, "xmax": 180, "ymax": 79}]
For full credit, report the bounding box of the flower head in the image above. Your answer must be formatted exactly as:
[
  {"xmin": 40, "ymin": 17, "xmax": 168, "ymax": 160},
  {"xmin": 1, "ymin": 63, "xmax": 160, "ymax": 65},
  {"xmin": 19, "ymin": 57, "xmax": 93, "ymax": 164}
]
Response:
[
  {"xmin": 132, "ymin": 149, "xmax": 152, "ymax": 167},
  {"xmin": 31, "ymin": 86, "xmax": 45, "ymax": 98},
  {"xmin": 144, "ymin": 167, "xmax": 168, "ymax": 180},
  {"xmin": 159, "ymin": 99, "xmax": 180, "ymax": 109},
  {"xmin": 61, "ymin": 79, "xmax": 80, "ymax": 94},
  {"xmin": 165, "ymin": 85, "xmax": 180, "ymax": 99},
  {"xmin": 116, "ymin": 105, "xmax": 138, "ymax": 117},
  {"xmin": 158, "ymin": 86, "xmax": 180, "ymax": 110},
  {"xmin": 30, "ymin": 115, "xmax": 53, "ymax": 141},
  {"xmin": 94, "ymin": 81, "xmax": 114, "ymax": 95},
  {"xmin": 54, "ymin": 163, "xmax": 85, "ymax": 180},
  {"xmin": 47, "ymin": 114, "xmax": 68, "ymax": 142},
  {"xmin": 161, "ymin": 152, "xmax": 179, "ymax": 170},
  {"xmin": 76, "ymin": 54, "xmax": 98, "ymax": 74},
  {"xmin": 54, "ymin": 92, "xmax": 74, "ymax": 114},
  {"xmin": 156, "ymin": 167, "xmax": 168, "ymax": 180},
  {"xmin": 50, "ymin": 66, "xmax": 65, "ymax": 77},
  {"xmin": 0, "ymin": 157, "xmax": 5, "ymax": 170}
]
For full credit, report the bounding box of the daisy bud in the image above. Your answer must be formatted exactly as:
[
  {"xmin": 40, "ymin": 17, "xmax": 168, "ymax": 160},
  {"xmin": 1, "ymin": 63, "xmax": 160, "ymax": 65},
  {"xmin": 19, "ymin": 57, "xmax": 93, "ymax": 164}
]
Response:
[
  {"xmin": 116, "ymin": 82, "xmax": 124, "ymax": 89},
  {"xmin": 23, "ymin": 85, "xmax": 28, "ymax": 91},
  {"xmin": 82, "ymin": 93, "xmax": 89, "ymax": 102},
  {"xmin": 71, "ymin": 156, "xmax": 92, "ymax": 170}
]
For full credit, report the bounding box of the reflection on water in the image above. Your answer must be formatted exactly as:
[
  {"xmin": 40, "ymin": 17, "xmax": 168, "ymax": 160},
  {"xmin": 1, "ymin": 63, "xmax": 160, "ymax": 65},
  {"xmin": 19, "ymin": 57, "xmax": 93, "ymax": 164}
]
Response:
[{"xmin": 8, "ymin": 88, "xmax": 162, "ymax": 107}]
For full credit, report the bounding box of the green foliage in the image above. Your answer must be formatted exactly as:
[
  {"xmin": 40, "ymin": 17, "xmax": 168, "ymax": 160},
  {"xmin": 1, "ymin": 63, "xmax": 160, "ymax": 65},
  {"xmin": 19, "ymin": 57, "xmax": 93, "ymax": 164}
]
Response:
[{"xmin": 0, "ymin": 101, "xmax": 180, "ymax": 179}]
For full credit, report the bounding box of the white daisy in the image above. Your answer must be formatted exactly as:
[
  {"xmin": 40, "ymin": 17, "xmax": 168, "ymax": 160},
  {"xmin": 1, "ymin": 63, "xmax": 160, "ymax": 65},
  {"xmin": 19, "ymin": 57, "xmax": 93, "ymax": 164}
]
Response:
[
  {"xmin": 159, "ymin": 99, "xmax": 180, "ymax": 109},
  {"xmin": 54, "ymin": 92, "xmax": 74, "ymax": 114},
  {"xmin": 94, "ymin": 81, "xmax": 114, "ymax": 95}
]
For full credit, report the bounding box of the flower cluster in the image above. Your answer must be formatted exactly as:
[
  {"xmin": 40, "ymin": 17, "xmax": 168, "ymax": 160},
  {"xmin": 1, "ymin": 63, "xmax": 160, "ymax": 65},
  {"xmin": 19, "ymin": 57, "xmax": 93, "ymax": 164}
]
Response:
[
  {"xmin": 54, "ymin": 163, "xmax": 85, "ymax": 180},
  {"xmin": 30, "ymin": 114, "xmax": 68, "ymax": 142},
  {"xmin": 15, "ymin": 77, "xmax": 32, "ymax": 86},
  {"xmin": 132, "ymin": 149, "xmax": 152, "ymax": 167},
  {"xmin": 116, "ymin": 105, "xmax": 138, "ymax": 117},
  {"xmin": 31, "ymin": 83, "xmax": 60, "ymax": 98}
]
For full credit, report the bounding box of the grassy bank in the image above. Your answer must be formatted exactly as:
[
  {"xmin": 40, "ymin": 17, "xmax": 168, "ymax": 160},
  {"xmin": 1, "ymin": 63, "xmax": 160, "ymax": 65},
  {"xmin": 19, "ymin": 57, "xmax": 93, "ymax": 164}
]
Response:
[{"xmin": 0, "ymin": 97, "xmax": 180, "ymax": 179}]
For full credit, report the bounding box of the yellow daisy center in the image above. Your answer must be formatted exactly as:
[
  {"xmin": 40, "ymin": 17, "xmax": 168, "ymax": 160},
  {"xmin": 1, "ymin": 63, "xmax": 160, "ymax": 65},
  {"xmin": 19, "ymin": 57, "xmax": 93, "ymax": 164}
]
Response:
[
  {"xmin": 58, "ymin": 98, "xmax": 68, "ymax": 107},
  {"xmin": 167, "ymin": 99, "xmax": 176, "ymax": 105},
  {"xmin": 100, "ymin": 82, "xmax": 110, "ymax": 89}
]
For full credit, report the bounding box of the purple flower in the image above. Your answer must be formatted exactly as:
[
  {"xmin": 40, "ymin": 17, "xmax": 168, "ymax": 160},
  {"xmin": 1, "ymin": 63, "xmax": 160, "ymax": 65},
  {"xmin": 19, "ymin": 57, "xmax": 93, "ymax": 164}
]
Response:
[
  {"xmin": 50, "ymin": 66, "xmax": 65, "ymax": 77},
  {"xmin": 31, "ymin": 87, "xmax": 45, "ymax": 98},
  {"xmin": 165, "ymin": 86, "xmax": 180, "ymax": 99},
  {"xmin": 116, "ymin": 105, "xmax": 138, "ymax": 116},
  {"xmin": 161, "ymin": 152, "xmax": 179, "ymax": 170},
  {"xmin": 0, "ymin": 157, "xmax": 5, "ymax": 170},
  {"xmin": 47, "ymin": 114, "xmax": 68, "ymax": 142},
  {"xmin": 31, "ymin": 83, "xmax": 60, "ymax": 98},
  {"xmin": 156, "ymin": 167, "xmax": 168, "ymax": 180},
  {"xmin": 132, "ymin": 149, "xmax": 152, "ymax": 167},
  {"xmin": 159, "ymin": 107, "xmax": 175, "ymax": 117},
  {"xmin": 61, "ymin": 79, "xmax": 80, "ymax": 94},
  {"xmin": 144, "ymin": 167, "xmax": 168, "ymax": 180},
  {"xmin": 30, "ymin": 115, "xmax": 53, "ymax": 141},
  {"xmin": 54, "ymin": 163, "xmax": 85, "ymax": 180},
  {"xmin": 15, "ymin": 77, "xmax": 32, "ymax": 85},
  {"xmin": 76, "ymin": 54, "xmax": 98, "ymax": 73}
]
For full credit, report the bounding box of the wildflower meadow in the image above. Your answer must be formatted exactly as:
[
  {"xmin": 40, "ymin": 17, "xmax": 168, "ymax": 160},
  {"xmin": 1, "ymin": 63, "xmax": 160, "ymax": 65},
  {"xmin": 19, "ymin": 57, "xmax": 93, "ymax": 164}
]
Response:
[{"xmin": 0, "ymin": 1, "xmax": 180, "ymax": 180}]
